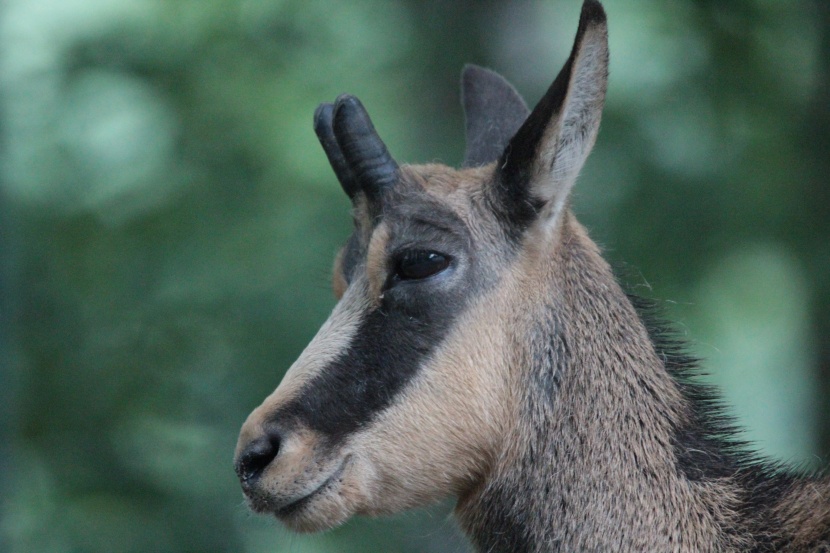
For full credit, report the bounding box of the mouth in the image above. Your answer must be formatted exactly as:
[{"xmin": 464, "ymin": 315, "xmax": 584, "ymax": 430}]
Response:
[{"xmin": 273, "ymin": 456, "xmax": 350, "ymax": 519}]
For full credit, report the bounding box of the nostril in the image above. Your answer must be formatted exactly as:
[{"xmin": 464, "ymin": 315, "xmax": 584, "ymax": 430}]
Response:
[{"xmin": 236, "ymin": 432, "xmax": 281, "ymax": 485}]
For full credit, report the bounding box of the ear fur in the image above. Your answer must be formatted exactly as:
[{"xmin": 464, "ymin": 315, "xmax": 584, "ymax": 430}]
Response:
[
  {"xmin": 461, "ymin": 65, "xmax": 530, "ymax": 168},
  {"xmin": 497, "ymin": 0, "xmax": 608, "ymax": 230}
]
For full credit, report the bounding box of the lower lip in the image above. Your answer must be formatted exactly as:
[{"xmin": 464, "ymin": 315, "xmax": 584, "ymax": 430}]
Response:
[{"xmin": 275, "ymin": 457, "xmax": 349, "ymax": 518}]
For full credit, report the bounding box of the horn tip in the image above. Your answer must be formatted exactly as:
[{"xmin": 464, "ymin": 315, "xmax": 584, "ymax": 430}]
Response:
[
  {"xmin": 314, "ymin": 103, "xmax": 334, "ymax": 132},
  {"xmin": 333, "ymin": 94, "xmax": 365, "ymax": 121}
]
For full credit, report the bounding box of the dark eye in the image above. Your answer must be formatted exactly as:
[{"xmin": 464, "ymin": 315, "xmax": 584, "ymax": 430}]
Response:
[{"xmin": 394, "ymin": 250, "xmax": 451, "ymax": 281}]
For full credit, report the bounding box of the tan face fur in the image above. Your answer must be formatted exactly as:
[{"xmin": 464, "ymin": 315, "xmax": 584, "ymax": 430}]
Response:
[
  {"xmin": 235, "ymin": 164, "xmax": 533, "ymax": 531},
  {"xmin": 235, "ymin": 0, "xmax": 610, "ymax": 535}
]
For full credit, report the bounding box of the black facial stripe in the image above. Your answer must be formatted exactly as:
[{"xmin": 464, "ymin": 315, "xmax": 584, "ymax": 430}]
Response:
[
  {"xmin": 275, "ymin": 279, "xmax": 467, "ymax": 442},
  {"xmin": 277, "ymin": 196, "xmax": 478, "ymax": 442}
]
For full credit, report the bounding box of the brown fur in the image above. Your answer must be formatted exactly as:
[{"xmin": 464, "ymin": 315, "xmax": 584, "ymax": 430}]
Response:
[
  {"xmin": 236, "ymin": 1, "xmax": 830, "ymax": 550},
  {"xmin": 456, "ymin": 212, "xmax": 746, "ymax": 551},
  {"xmin": 255, "ymin": 156, "xmax": 830, "ymax": 549}
]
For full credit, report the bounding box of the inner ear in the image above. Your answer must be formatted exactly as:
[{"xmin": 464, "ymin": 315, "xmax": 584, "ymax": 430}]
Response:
[{"xmin": 495, "ymin": 0, "xmax": 608, "ymax": 230}]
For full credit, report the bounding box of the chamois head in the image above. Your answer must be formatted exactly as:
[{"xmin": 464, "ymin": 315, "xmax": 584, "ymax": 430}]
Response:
[{"xmin": 235, "ymin": 0, "xmax": 608, "ymax": 533}]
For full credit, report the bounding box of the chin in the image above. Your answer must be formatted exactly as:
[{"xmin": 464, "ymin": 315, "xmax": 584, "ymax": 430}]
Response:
[{"xmin": 275, "ymin": 486, "xmax": 357, "ymax": 534}]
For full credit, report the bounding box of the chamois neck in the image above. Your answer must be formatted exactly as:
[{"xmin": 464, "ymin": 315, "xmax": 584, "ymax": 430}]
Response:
[
  {"xmin": 456, "ymin": 215, "xmax": 830, "ymax": 552},
  {"xmin": 457, "ymin": 215, "xmax": 742, "ymax": 552}
]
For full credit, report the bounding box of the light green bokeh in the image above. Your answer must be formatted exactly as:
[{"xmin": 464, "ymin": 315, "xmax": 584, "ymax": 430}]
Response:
[
  {"xmin": 692, "ymin": 244, "xmax": 819, "ymax": 464},
  {"xmin": 1, "ymin": 1, "xmax": 827, "ymax": 552}
]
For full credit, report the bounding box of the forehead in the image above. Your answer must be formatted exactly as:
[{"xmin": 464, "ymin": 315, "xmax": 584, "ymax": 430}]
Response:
[
  {"xmin": 401, "ymin": 163, "xmax": 491, "ymax": 211},
  {"xmin": 354, "ymin": 163, "xmax": 499, "ymax": 240}
]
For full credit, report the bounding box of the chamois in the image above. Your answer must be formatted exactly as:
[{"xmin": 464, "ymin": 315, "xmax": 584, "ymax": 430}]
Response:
[{"xmin": 235, "ymin": 1, "xmax": 830, "ymax": 551}]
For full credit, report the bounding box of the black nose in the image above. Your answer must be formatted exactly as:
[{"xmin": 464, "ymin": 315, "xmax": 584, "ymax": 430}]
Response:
[{"xmin": 235, "ymin": 430, "xmax": 281, "ymax": 485}]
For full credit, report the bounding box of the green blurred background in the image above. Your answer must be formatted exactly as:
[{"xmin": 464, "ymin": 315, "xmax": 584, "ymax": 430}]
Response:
[{"xmin": 1, "ymin": 1, "xmax": 828, "ymax": 551}]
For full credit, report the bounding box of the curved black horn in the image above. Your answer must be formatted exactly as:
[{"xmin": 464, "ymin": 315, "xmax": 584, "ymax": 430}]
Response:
[
  {"xmin": 314, "ymin": 103, "xmax": 359, "ymax": 199},
  {"xmin": 332, "ymin": 94, "xmax": 398, "ymax": 200}
]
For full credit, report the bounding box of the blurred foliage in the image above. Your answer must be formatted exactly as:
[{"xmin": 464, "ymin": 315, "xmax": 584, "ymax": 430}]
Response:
[{"xmin": 1, "ymin": 0, "xmax": 828, "ymax": 551}]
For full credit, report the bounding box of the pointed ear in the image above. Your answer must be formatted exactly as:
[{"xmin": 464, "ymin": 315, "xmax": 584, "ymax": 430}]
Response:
[
  {"xmin": 496, "ymin": 0, "xmax": 608, "ymax": 230},
  {"xmin": 461, "ymin": 65, "xmax": 530, "ymax": 168}
]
